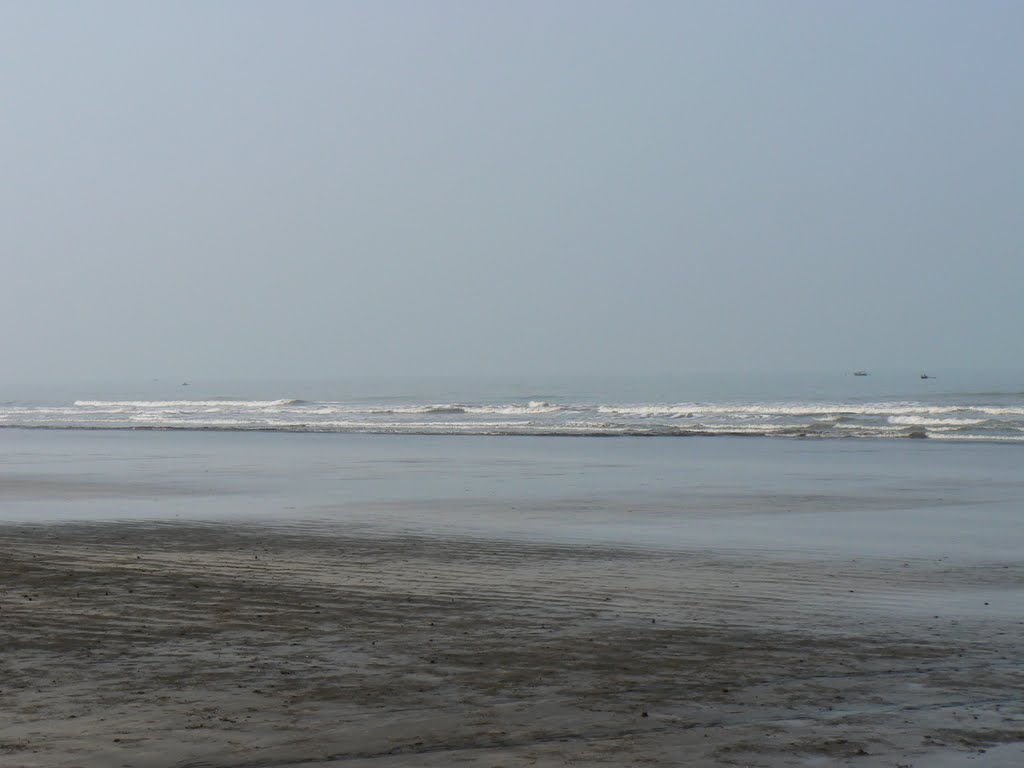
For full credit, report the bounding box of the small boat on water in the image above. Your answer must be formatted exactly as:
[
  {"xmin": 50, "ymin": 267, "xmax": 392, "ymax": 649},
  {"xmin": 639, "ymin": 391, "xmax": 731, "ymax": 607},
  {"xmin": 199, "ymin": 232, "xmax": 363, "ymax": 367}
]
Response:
[
  {"xmin": 920, "ymin": 373, "xmax": 934, "ymax": 380},
  {"xmin": 853, "ymin": 370, "xmax": 869, "ymax": 377}
]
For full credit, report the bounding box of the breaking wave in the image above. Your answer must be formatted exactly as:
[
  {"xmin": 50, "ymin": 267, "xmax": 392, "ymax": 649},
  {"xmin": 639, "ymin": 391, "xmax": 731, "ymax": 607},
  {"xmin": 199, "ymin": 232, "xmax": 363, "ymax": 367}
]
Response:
[
  {"xmin": 0, "ymin": 396, "xmax": 1018, "ymax": 443},
  {"xmin": 73, "ymin": 399, "xmax": 303, "ymax": 408},
  {"xmin": 887, "ymin": 416, "xmax": 988, "ymax": 427}
]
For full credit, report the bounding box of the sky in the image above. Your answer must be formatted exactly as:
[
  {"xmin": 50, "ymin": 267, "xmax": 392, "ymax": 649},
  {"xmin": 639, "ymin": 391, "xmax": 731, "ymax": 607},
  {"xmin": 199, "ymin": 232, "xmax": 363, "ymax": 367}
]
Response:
[{"xmin": 1, "ymin": 1, "xmax": 1021, "ymax": 380}]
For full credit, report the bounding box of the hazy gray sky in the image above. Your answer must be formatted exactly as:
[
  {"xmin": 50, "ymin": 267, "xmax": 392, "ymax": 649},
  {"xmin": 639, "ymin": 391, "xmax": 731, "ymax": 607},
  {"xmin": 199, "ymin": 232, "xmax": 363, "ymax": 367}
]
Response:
[{"xmin": 2, "ymin": 1, "xmax": 1021, "ymax": 379}]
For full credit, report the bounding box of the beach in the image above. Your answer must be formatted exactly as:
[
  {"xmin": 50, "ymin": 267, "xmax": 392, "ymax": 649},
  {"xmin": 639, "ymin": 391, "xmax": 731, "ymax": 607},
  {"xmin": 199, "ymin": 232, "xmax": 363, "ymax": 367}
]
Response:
[
  {"xmin": 5, "ymin": 0, "xmax": 1022, "ymax": 759},
  {"xmin": 1, "ymin": 430, "xmax": 1023, "ymax": 766}
]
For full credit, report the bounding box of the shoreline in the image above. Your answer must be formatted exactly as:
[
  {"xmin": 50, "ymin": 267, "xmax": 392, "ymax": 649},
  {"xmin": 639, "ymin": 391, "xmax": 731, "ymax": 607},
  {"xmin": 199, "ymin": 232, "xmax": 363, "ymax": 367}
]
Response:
[
  {"xmin": 2, "ymin": 520, "xmax": 1022, "ymax": 767},
  {"xmin": 3, "ymin": 423, "xmax": 1024, "ymax": 445}
]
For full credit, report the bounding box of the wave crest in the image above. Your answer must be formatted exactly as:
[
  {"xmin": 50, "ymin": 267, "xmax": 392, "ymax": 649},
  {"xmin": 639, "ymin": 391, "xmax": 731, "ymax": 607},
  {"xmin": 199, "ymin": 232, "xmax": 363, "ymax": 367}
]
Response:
[{"xmin": 73, "ymin": 399, "xmax": 301, "ymax": 408}]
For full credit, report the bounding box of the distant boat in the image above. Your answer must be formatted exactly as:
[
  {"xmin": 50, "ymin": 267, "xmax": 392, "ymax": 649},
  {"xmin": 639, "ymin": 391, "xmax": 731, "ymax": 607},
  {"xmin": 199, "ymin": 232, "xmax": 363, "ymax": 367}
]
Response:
[
  {"xmin": 920, "ymin": 373, "xmax": 934, "ymax": 380},
  {"xmin": 853, "ymin": 370, "xmax": 869, "ymax": 377}
]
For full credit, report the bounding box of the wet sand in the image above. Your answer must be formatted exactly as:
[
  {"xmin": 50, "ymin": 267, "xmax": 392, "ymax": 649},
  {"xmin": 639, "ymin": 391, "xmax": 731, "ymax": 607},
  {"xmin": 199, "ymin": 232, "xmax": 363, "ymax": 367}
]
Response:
[{"xmin": 2, "ymin": 520, "xmax": 1022, "ymax": 767}]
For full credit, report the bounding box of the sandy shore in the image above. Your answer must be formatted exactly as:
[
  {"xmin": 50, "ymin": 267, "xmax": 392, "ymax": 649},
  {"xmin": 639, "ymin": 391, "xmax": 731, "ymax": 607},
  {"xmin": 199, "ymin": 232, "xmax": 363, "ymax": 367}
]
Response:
[{"xmin": 1, "ymin": 521, "xmax": 1022, "ymax": 767}]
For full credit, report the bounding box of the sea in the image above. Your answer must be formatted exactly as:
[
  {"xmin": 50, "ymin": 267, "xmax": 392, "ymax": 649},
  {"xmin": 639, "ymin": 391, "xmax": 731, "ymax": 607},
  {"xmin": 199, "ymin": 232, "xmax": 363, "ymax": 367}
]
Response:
[
  {"xmin": 1, "ymin": 370, "xmax": 1023, "ymax": 441},
  {"xmin": 1, "ymin": 370, "xmax": 1021, "ymax": 555},
  {"xmin": 2, "ymin": 367, "xmax": 1023, "ymax": 646}
]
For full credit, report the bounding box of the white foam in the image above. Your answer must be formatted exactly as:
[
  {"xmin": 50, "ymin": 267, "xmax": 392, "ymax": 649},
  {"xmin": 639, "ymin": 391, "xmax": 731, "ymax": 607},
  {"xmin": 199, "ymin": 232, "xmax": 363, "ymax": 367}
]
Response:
[
  {"xmin": 0, "ymin": 391, "xmax": 1011, "ymax": 441},
  {"xmin": 128, "ymin": 416, "xmax": 272, "ymax": 427},
  {"xmin": 975, "ymin": 406, "xmax": 1024, "ymax": 416},
  {"xmin": 888, "ymin": 415, "xmax": 987, "ymax": 427},
  {"xmin": 930, "ymin": 433, "xmax": 1024, "ymax": 442},
  {"xmin": 466, "ymin": 402, "xmax": 563, "ymax": 415},
  {"xmin": 598, "ymin": 402, "xmax": 965, "ymax": 418},
  {"xmin": 597, "ymin": 405, "xmax": 694, "ymax": 418},
  {"xmin": 73, "ymin": 399, "xmax": 299, "ymax": 408},
  {"xmin": 365, "ymin": 402, "xmax": 564, "ymax": 416}
]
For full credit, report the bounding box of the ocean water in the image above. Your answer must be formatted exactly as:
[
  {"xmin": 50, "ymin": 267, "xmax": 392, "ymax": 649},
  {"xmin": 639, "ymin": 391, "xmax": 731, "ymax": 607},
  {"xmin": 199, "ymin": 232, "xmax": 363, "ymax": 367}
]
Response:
[
  {"xmin": 1, "ymin": 370, "xmax": 1023, "ymax": 442},
  {"xmin": 2, "ymin": 372, "xmax": 1022, "ymax": 565},
  {"xmin": 1, "ymin": 426, "xmax": 1021, "ymax": 563}
]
